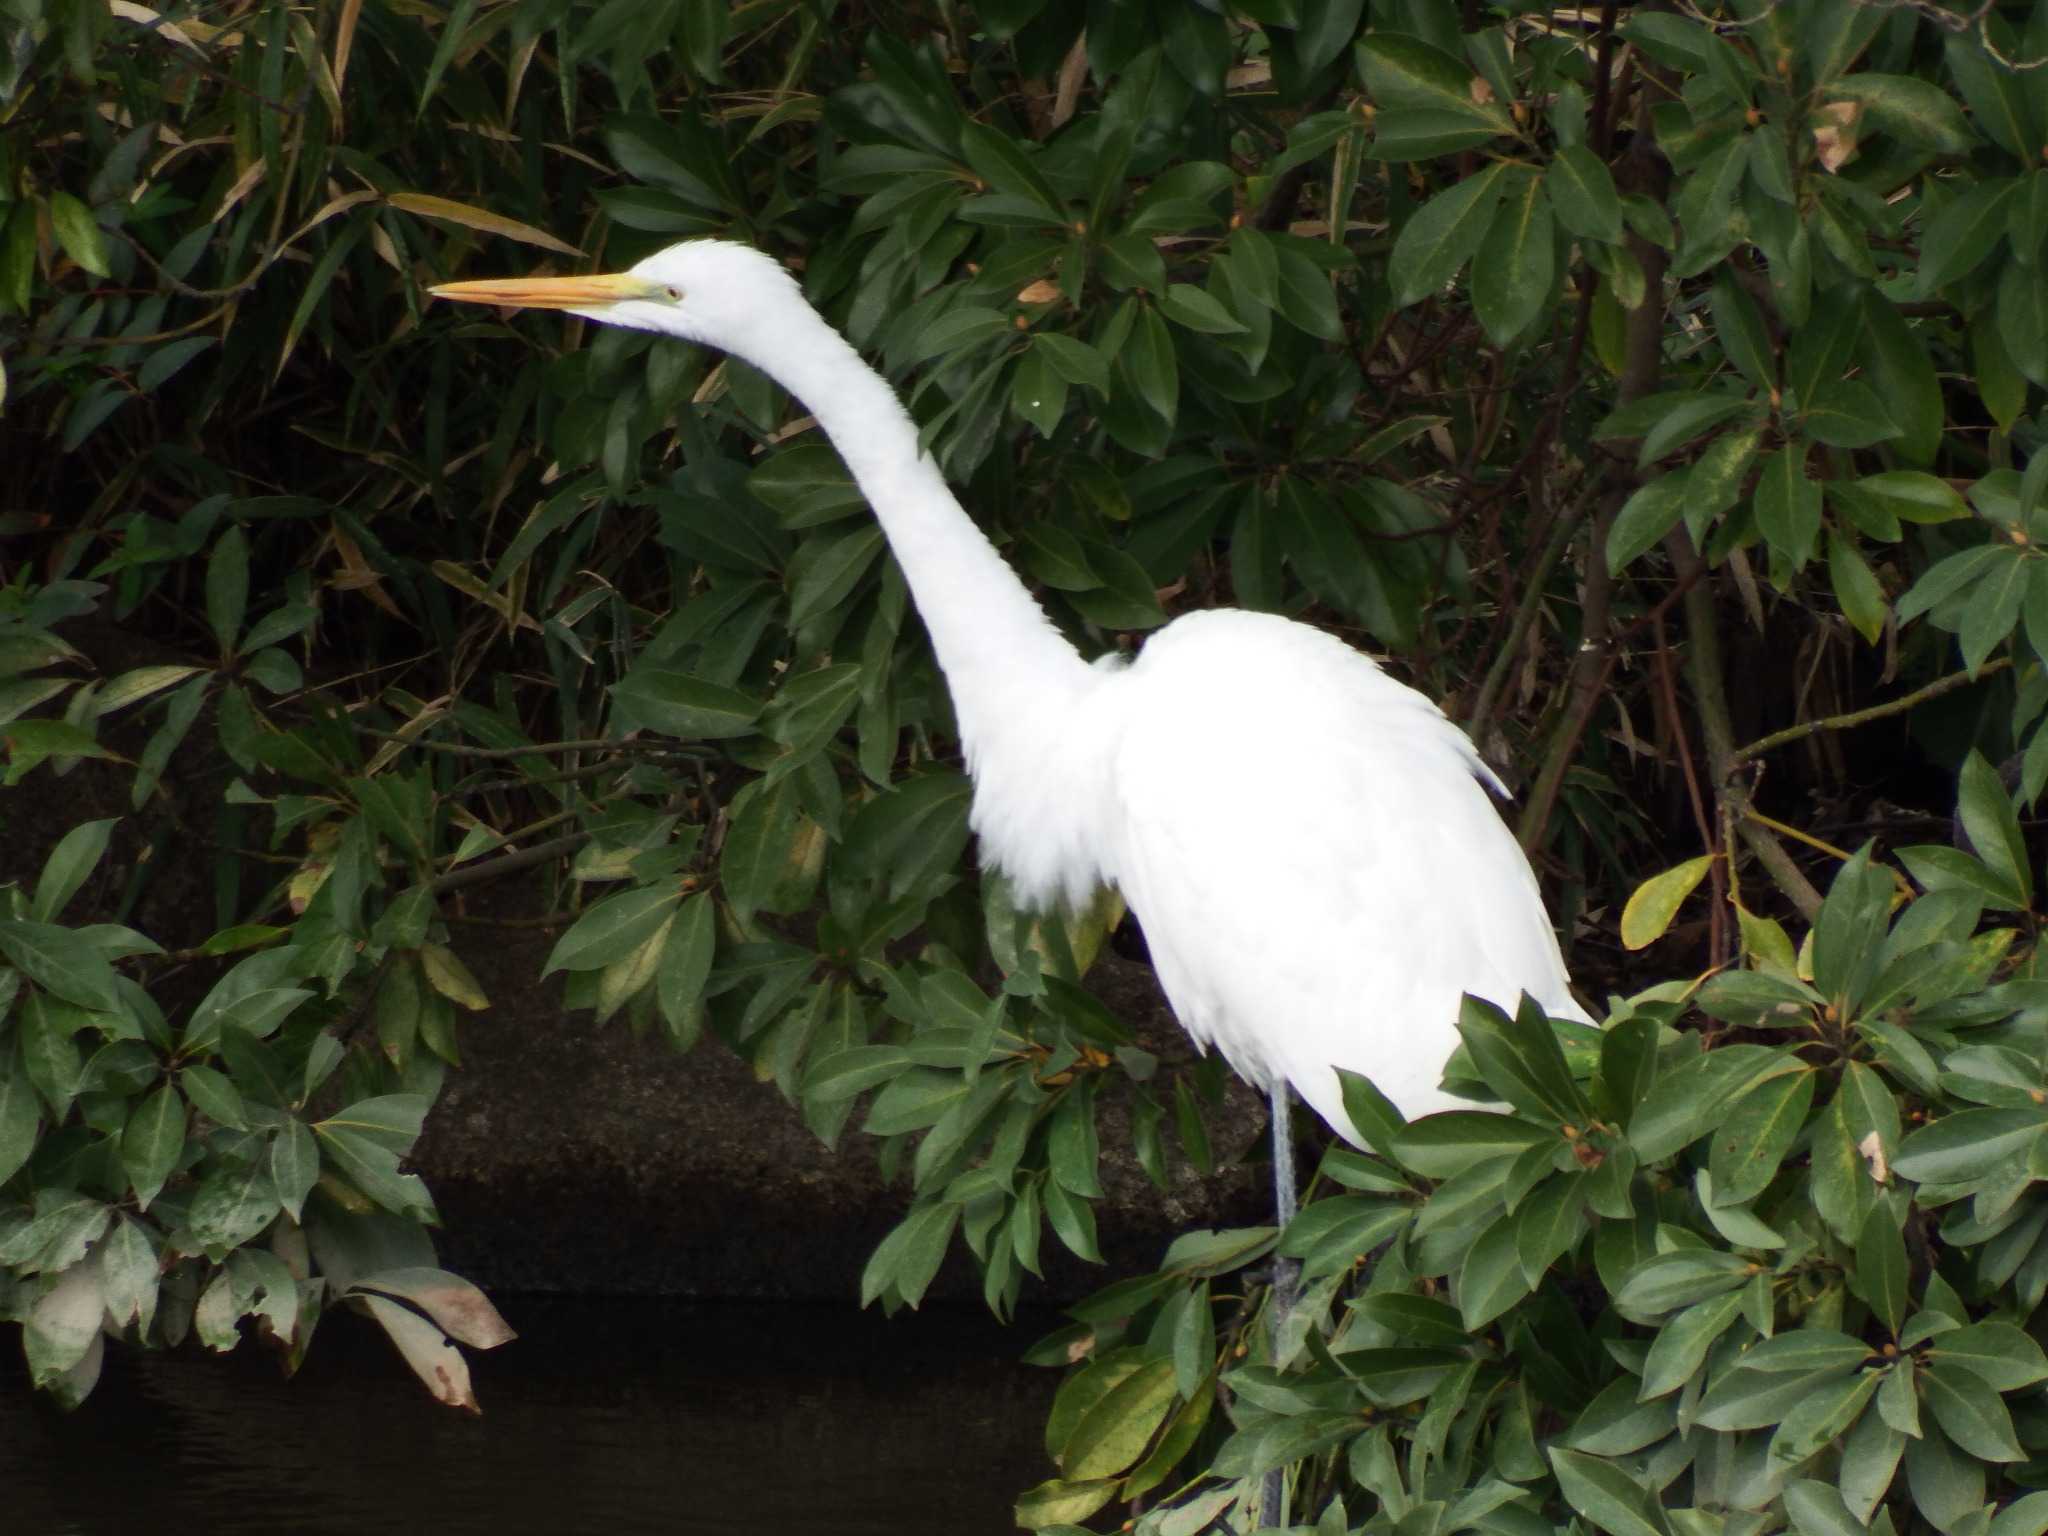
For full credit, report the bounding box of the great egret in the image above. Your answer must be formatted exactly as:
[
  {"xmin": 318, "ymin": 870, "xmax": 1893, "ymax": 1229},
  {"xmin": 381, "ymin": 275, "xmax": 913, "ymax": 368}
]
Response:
[{"xmin": 429, "ymin": 237, "xmax": 1587, "ymax": 1373}]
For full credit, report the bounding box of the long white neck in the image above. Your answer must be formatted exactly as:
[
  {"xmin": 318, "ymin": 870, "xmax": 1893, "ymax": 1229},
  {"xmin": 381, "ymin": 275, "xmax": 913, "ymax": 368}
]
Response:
[{"xmin": 725, "ymin": 304, "xmax": 1116, "ymax": 908}]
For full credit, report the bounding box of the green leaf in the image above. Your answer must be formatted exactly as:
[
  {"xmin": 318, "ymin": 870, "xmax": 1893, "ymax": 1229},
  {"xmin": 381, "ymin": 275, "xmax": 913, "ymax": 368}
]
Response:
[
  {"xmin": 1812, "ymin": 843, "xmax": 1891, "ymax": 1014},
  {"xmin": 1630, "ymin": 1045, "xmax": 1797, "ymax": 1161},
  {"xmin": 180, "ymin": 1064, "xmax": 246, "ymax": 1130},
  {"xmin": 1614, "ymin": 1249, "xmax": 1755, "ymax": 1317},
  {"xmin": 543, "ymin": 885, "xmax": 683, "ymax": 977},
  {"xmin": 1033, "ymin": 333, "xmax": 1109, "ymax": 392},
  {"xmin": 1830, "ymin": 531, "xmax": 1889, "ymax": 645},
  {"xmin": 48, "ymin": 190, "xmax": 111, "ymax": 277},
  {"xmin": 1043, "ymin": 1177, "xmax": 1101, "ymax": 1263},
  {"xmin": 1459, "ymin": 1217, "xmax": 1534, "ymax": 1329},
  {"xmin": 1686, "ymin": 426, "xmax": 1763, "ymax": 540},
  {"xmin": 1828, "ymin": 74, "xmax": 1977, "ymax": 155},
  {"xmin": 1389, "ymin": 164, "xmax": 1510, "ymax": 308},
  {"xmin": 1906, "ymin": 1421, "xmax": 1985, "ymax": 1532},
  {"xmin": 1335, "ymin": 1068, "xmax": 1405, "ymax": 1156},
  {"xmin": 1803, "ymin": 381, "xmax": 1902, "ymax": 448},
  {"xmin": 1548, "ymin": 1448, "xmax": 1671, "ymax": 1536},
  {"xmin": 98, "ymin": 1215, "xmax": 159, "ymax": 1336},
  {"xmin": 1455, "ymin": 994, "xmax": 1588, "ymax": 1124},
  {"xmin": 1894, "ymin": 1107, "xmax": 2047, "ymax": 1185},
  {"xmin": 1548, "ymin": 146, "xmax": 1623, "ymax": 244},
  {"xmin": 655, "ymin": 892, "xmax": 716, "ymax": 1042},
  {"xmin": 1638, "ymin": 1288, "xmax": 1746, "ymax": 1400},
  {"xmin": 908, "ymin": 305, "xmax": 1011, "ymax": 365},
  {"xmin": 1698, "ymin": 1365, "xmax": 1852, "ymax": 1432},
  {"xmin": 1743, "ymin": 1327, "xmax": 1874, "ymax": 1375},
  {"xmin": 315, "ymin": 1125, "xmax": 433, "ymax": 1220},
  {"xmin": 1918, "ymin": 178, "xmax": 2016, "ymax": 297},
  {"xmin": 1923, "ymin": 1364, "xmax": 2024, "ymax": 1461},
  {"xmin": 1121, "ymin": 302, "xmax": 1178, "ymax": 429},
  {"xmin": 0, "ymin": 1051, "xmax": 39, "ymax": 1186},
  {"xmin": 1755, "ymin": 446, "xmax": 1822, "ymax": 570},
  {"xmin": 0, "ymin": 920, "xmax": 122, "ymax": 1013},
  {"xmin": 1157, "ymin": 284, "xmax": 1246, "ymax": 336},
  {"xmin": 786, "ymin": 528, "xmax": 886, "ymax": 628},
  {"xmin": 1710, "ymin": 270, "xmax": 1774, "ymax": 391},
  {"xmin": 1013, "ymin": 1477, "xmax": 1117, "ymax": 1531},
  {"xmin": 1009, "ymin": 346, "xmax": 1069, "ymax": 437},
  {"xmin": 958, "ymin": 121, "xmax": 1063, "ymax": 216},
  {"xmin": 1514, "ymin": 1172, "xmax": 1588, "ymax": 1285},
  {"xmin": 1369, "ymin": 107, "xmax": 1510, "ymax": 161},
  {"xmin": 206, "ymin": 524, "xmax": 249, "ymax": 655},
  {"xmin": 1991, "ymin": 1494, "xmax": 2048, "ymax": 1536},
  {"xmin": 1472, "ymin": 175, "xmax": 1554, "ymax": 346},
  {"xmin": 1975, "ymin": 306, "xmax": 2030, "ymax": 432},
  {"xmin": 611, "ymin": 669, "xmax": 762, "ymax": 739},
  {"xmin": 1708, "ymin": 1068, "xmax": 1816, "ymax": 1206},
  {"xmin": 1599, "ymin": 1017, "xmax": 1662, "ymax": 1124},
  {"xmin": 1946, "ymin": 31, "xmax": 2035, "ymax": 160},
  {"xmin": 1784, "ymin": 1478, "xmax": 1871, "ymax": 1536},
  {"xmin": 1564, "ymin": 1376, "xmax": 1677, "ymax": 1455},
  {"xmin": 31, "ymin": 817, "xmax": 118, "ymax": 924},
  {"xmin": 1879, "ymin": 1355, "xmax": 1922, "ymax": 1437},
  {"xmin": 1064, "ymin": 1358, "xmax": 1177, "ymax": 1480},
  {"xmin": 1929, "ymin": 1322, "xmax": 2048, "ymax": 1391},
  {"xmin": 1391, "ymin": 1111, "xmax": 1550, "ymax": 1179},
  {"xmin": 186, "ymin": 1160, "xmax": 279, "ymax": 1255},
  {"xmin": 1356, "ymin": 33, "xmax": 1516, "ymax": 132},
  {"xmin": 1842, "ymin": 1398, "xmax": 1906, "ymax": 1524},
  {"xmin": 270, "ymin": 1118, "xmax": 318, "ymax": 1222},
  {"xmin": 1957, "ymin": 750, "xmax": 2031, "ymax": 908},
  {"xmin": 1852, "ymin": 1203, "xmax": 1909, "ymax": 1335},
  {"xmin": 120, "ymin": 1082, "xmax": 183, "ymax": 1211},
  {"xmin": 747, "ymin": 442, "xmax": 865, "ymax": 526},
  {"xmin": 137, "ymin": 336, "xmax": 215, "ymax": 395},
  {"xmin": 1606, "ymin": 473, "xmax": 1689, "ymax": 575},
  {"xmin": 1860, "ymin": 297, "xmax": 1943, "ymax": 467}
]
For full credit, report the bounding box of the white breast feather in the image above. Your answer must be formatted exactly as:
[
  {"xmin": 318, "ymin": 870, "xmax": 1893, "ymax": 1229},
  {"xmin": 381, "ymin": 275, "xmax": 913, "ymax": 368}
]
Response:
[{"xmin": 1098, "ymin": 610, "xmax": 1585, "ymax": 1145}]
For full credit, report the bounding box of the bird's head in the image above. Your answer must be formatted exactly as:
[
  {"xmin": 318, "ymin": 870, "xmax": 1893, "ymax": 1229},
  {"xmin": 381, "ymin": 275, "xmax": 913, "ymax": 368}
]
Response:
[{"xmin": 428, "ymin": 239, "xmax": 807, "ymax": 359}]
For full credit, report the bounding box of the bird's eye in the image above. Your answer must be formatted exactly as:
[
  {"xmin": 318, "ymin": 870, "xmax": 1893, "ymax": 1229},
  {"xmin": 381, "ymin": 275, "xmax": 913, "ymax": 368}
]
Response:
[{"xmin": 662, "ymin": 285, "xmax": 683, "ymax": 302}]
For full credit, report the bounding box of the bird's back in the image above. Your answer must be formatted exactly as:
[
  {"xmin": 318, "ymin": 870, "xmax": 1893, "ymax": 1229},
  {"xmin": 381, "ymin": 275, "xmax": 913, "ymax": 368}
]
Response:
[{"xmin": 1099, "ymin": 609, "xmax": 1584, "ymax": 1146}]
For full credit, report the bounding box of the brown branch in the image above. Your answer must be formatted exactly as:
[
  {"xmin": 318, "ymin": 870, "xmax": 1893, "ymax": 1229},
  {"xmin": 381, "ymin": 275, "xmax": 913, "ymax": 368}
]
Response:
[
  {"xmin": 428, "ymin": 832, "xmax": 591, "ymax": 893},
  {"xmin": 363, "ymin": 729, "xmax": 711, "ymax": 760},
  {"xmin": 1654, "ymin": 610, "xmax": 1728, "ymax": 961},
  {"xmin": 1729, "ymin": 657, "xmax": 2013, "ymax": 766}
]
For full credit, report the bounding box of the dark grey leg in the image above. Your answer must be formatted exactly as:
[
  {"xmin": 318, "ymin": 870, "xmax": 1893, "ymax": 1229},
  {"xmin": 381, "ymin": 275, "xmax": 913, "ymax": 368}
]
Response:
[{"xmin": 1261, "ymin": 1081, "xmax": 1300, "ymax": 1530}]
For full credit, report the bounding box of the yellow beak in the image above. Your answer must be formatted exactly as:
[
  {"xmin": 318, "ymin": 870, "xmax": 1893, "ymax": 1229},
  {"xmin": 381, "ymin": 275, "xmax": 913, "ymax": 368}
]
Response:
[{"xmin": 427, "ymin": 271, "xmax": 663, "ymax": 311}]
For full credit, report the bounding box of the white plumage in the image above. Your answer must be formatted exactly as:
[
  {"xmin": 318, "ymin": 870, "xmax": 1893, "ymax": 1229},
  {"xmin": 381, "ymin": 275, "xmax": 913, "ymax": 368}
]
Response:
[{"xmin": 430, "ymin": 239, "xmax": 1589, "ymax": 1149}]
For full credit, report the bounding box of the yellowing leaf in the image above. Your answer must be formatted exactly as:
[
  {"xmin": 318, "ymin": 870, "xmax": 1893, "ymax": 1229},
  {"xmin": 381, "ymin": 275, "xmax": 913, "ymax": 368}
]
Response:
[
  {"xmin": 1621, "ymin": 855, "xmax": 1714, "ymax": 950},
  {"xmin": 386, "ymin": 194, "xmax": 583, "ymax": 257},
  {"xmin": 47, "ymin": 192, "xmax": 111, "ymax": 278},
  {"xmin": 420, "ymin": 943, "xmax": 489, "ymax": 1011},
  {"xmin": 1736, "ymin": 904, "xmax": 1799, "ymax": 977}
]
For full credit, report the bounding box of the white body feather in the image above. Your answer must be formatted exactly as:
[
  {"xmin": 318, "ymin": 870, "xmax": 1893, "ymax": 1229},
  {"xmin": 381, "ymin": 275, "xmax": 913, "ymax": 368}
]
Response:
[{"xmin": 553, "ymin": 241, "xmax": 1588, "ymax": 1146}]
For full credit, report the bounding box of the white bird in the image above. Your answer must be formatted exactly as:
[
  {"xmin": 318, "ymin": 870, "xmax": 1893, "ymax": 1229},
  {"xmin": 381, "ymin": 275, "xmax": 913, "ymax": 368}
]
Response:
[{"xmin": 428, "ymin": 237, "xmax": 1587, "ymax": 1325}]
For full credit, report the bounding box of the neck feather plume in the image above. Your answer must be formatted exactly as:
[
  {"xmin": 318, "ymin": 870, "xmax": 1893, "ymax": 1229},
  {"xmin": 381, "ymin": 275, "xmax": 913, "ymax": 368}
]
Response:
[{"xmin": 726, "ymin": 302, "xmax": 1118, "ymax": 910}]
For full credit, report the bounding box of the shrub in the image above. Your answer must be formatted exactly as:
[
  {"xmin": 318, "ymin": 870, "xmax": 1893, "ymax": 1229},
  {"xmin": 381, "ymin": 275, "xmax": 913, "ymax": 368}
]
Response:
[{"xmin": 5, "ymin": 2, "xmax": 2048, "ymax": 1533}]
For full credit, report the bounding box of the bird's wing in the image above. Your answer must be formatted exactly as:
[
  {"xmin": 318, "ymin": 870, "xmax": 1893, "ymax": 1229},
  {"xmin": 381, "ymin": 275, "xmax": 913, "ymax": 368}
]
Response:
[{"xmin": 1101, "ymin": 611, "xmax": 1582, "ymax": 1145}]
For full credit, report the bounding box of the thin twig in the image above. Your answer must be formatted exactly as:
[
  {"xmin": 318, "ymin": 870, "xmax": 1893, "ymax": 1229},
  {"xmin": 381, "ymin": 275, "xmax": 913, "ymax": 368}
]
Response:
[
  {"xmin": 1654, "ymin": 610, "xmax": 1727, "ymax": 962},
  {"xmin": 1729, "ymin": 658, "xmax": 2013, "ymax": 765},
  {"xmin": 363, "ymin": 728, "xmax": 711, "ymax": 760},
  {"xmin": 1464, "ymin": 466, "xmax": 1605, "ymax": 736}
]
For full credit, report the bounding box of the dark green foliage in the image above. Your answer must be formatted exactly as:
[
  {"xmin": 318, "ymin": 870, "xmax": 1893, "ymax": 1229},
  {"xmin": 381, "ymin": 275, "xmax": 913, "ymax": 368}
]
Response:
[{"xmin": 11, "ymin": 1, "xmax": 2048, "ymax": 1532}]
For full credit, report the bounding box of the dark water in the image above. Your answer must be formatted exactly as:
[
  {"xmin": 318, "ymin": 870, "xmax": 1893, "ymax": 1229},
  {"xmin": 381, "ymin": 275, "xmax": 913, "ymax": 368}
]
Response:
[{"xmin": 0, "ymin": 1298, "xmax": 1059, "ymax": 1535}]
